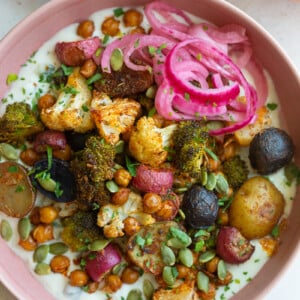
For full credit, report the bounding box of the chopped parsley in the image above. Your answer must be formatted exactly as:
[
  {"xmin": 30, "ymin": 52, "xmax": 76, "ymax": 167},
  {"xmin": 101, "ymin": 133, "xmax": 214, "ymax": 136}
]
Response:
[
  {"xmin": 267, "ymin": 102, "xmax": 278, "ymax": 111},
  {"xmin": 113, "ymin": 7, "xmax": 124, "ymax": 17}
]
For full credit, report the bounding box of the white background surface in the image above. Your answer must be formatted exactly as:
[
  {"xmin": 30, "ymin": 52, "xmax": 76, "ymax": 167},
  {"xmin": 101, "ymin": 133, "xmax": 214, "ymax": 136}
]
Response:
[{"xmin": 0, "ymin": 0, "xmax": 299, "ymax": 299}]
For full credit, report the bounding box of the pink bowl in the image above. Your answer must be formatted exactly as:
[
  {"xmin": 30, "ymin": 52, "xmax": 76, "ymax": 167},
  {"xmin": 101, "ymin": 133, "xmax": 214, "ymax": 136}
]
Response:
[{"xmin": 0, "ymin": 0, "xmax": 300, "ymax": 299}]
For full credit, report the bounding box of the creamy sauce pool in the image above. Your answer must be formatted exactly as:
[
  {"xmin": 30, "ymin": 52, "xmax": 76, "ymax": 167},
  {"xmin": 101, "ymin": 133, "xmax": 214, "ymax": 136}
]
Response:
[{"xmin": 0, "ymin": 6, "xmax": 297, "ymax": 300}]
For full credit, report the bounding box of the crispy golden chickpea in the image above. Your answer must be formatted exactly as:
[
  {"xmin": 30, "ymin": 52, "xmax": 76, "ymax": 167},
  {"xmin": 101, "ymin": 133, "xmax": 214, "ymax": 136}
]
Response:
[
  {"xmin": 20, "ymin": 148, "xmax": 41, "ymax": 166},
  {"xmin": 53, "ymin": 144, "xmax": 72, "ymax": 161},
  {"xmin": 77, "ymin": 20, "xmax": 95, "ymax": 38},
  {"xmin": 29, "ymin": 206, "xmax": 41, "ymax": 225},
  {"xmin": 205, "ymin": 256, "xmax": 220, "ymax": 274},
  {"xmin": 69, "ymin": 269, "xmax": 89, "ymax": 287},
  {"xmin": 123, "ymin": 217, "xmax": 141, "ymax": 236},
  {"xmin": 176, "ymin": 264, "xmax": 190, "ymax": 279},
  {"xmin": 113, "ymin": 169, "xmax": 132, "ymax": 187},
  {"xmin": 39, "ymin": 206, "xmax": 59, "ymax": 224},
  {"xmin": 111, "ymin": 188, "xmax": 130, "ymax": 205},
  {"xmin": 38, "ymin": 94, "xmax": 56, "ymax": 110},
  {"xmin": 50, "ymin": 255, "xmax": 70, "ymax": 274},
  {"xmin": 130, "ymin": 26, "xmax": 146, "ymax": 34},
  {"xmin": 32, "ymin": 224, "xmax": 54, "ymax": 243},
  {"xmin": 106, "ymin": 274, "xmax": 122, "ymax": 292},
  {"xmin": 80, "ymin": 58, "xmax": 97, "ymax": 78},
  {"xmin": 143, "ymin": 193, "xmax": 162, "ymax": 214},
  {"xmin": 101, "ymin": 16, "xmax": 120, "ymax": 36},
  {"xmin": 123, "ymin": 9, "xmax": 143, "ymax": 27},
  {"xmin": 18, "ymin": 235, "xmax": 37, "ymax": 251},
  {"xmin": 154, "ymin": 200, "xmax": 175, "ymax": 220},
  {"xmin": 85, "ymin": 281, "xmax": 99, "ymax": 294},
  {"xmin": 121, "ymin": 267, "xmax": 140, "ymax": 284}
]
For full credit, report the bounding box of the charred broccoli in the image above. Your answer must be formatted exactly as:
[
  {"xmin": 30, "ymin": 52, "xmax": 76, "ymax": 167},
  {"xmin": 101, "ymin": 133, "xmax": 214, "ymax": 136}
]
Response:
[
  {"xmin": 61, "ymin": 210, "xmax": 103, "ymax": 251},
  {"xmin": 70, "ymin": 136, "xmax": 116, "ymax": 207},
  {"xmin": 0, "ymin": 102, "xmax": 44, "ymax": 145},
  {"xmin": 222, "ymin": 155, "xmax": 249, "ymax": 189},
  {"xmin": 173, "ymin": 121, "xmax": 214, "ymax": 178}
]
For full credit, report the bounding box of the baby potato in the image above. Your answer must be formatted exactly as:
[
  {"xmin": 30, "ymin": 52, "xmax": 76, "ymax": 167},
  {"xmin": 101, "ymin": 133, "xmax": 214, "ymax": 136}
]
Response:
[{"xmin": 229, "ymin": 176, "xmax": 284, "ymax": 239}]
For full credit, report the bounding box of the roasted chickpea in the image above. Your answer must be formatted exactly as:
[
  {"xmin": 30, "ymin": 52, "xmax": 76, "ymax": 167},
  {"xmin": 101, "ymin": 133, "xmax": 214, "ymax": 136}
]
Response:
[
  {"xmin": 123, "ymin": 217, "xmax": 141, "ymax": 236},
  {"xmin": 20, "ymin": 148, "xmax": 41, "ymax": 166},
  {"xmin": 121, "ymin": 267, "xmax": 140, "ymax": 284},
  {"xmin": 69, "ymin": 269, "xmax": 89, "ymax": 287},
  {"xmin": 53, "ymin": 144, "xmax": 72, "ymax": 161},
  {"xmin": 32, "ymin": 224, "xmax": 54, "ymax": 243},
  {"xmin": 106, "ymin": 274, "xmax": 122, "ymax": 292},
  {"xmin": 217, "ymin": 271, "xmax": 232, "ymax": 286},
  {"xmin": 197, "ymin": 282, "xmax": 216, "ymax": 300},
  {"xmin": 29, "ymin": 206, "xmax": 41, "ymax": 225},
  {"xmin": 111, "ymin": 188, "xmax": 130, "ymax": 205},
  {"xmin": 130, "ymin": 26, "xmax": 146, "ymax": 34},
  {"xmin": 143, "ymin": 193, "xmax": 162, "ymax": 214},
  {"xmin": 205, "ymin": 256, "xmax": 219, "ymax": 274},
  {"xmin": 176, "ymin": 264, "xmax": 190, "ymax": 279},
  {"xmin": 39, "ymin": 205, "xmax": 59, "ymax": 224},
  {"xmin": 38, "ymin": 93, "xmax": 56, "ymax": 110},
  {"xmin": 85, "ymin": 281, "xmax": 99, "ymax": 294},
  {"xmin": 18, "ymin": 235, "xmax": 37, "ymax": 251},
  {"xmin": 101, "ymin": 16, "xmax": 120, "ymax": 36},
  {"xmin": 77, "ymin": 20, "xmax": 95, "ymax": 38},
  {"xmin": 123, "ymin": 9, "xmax": 143, "ymax": 27},
  {"xmin": 154, "ymin": 200, "xmax": 176, "ymax": 220},
  {"xmin": 80, "ymin": 58, "xmax": 97, "ymax": 78},
  {"xmin": 113, "ymin": 169, "xmax": 132, "ymax": 187},
  {"xmin": 50, "ymin": 255, "xmax": 70, "ymax": 274}
]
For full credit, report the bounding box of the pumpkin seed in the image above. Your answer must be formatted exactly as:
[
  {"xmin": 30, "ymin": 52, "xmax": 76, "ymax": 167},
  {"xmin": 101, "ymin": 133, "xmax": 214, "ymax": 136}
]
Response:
[
  {"xmin": 37, "ymin": 176, "xmax": 57, "ymax": 192},
  {"xmin": 145, "ymin": 85, "xmax": 157, "ymax": 99},
  {"xmin": 167, "ymin": 237, "xmax": 187, "ymax": 249},
  {"xmin": 0, "ymin": 219, "xmax": 13, "ymax": 241},
  {"xmin": 201, "ymin": 168, "xmax": 208, "ymax": 186},
  {"xmin": 18, "ymin": 217, "xmax": 31, "ymax": 240},
  {"xmin": 49, "ymin": 242, "xmax": 69, "ymax": 255},
  {"xmin": 34, "ymin": 262, "xmax": 51, "ymax": 275},
  {"xmin": 143, "ymin": 279, "xmax": 154, "ymax": 300},
  {"xmin": 162, "ymin": 266, "xmax": 178, "ymax": 286},
  {"xmin": 33, "ymin": 244, "xmax": 49, "ymax": 263},
  {"xmin": 110, "ymin": 48, "xmax": 124, "ymax": 71},
  {"xmin": 178, "ymin": 248, "xmax": 194, "ymax": 267},
  {"xmin": 105, "ymin": 180, "xmax": 119, "ymax": 193},
  {"xmin": 217, "ymin": 259, "xmax": 227, "ymax": 281},
  {"xmin": 205, "ymin": 172, "xmax": 217, "ymax": 191},
  {"xmin": 169, "ymin": 226, "xmax": 192, "ymax": 247},
  {"xmin": 88, "ymin": 239, "xmax": 110, "ymax": 251},
  {"xmin": 0, "ymin": 143, "xmax": 18, "ymax": 160},
  {"xmin": 199, "ymin": 250, "xmax": 216, "ymax": 263},
  {"xmin": 161, "ymin": 244, "xmax": 176, "ymax": 266},
  {"xmin": 112, "ymin": 261, "xmax": 128, "ymax": 275},
  {"xmin": 126, "ymin": 289, "xmax": 143, "ymax": 300},
  {"xmin": 215, "ymin": 174, "xmax": 229, "ymax": 195},
  {"xmin": 197, "ymin": 271, "xmax": 209, "ymax": 293}
]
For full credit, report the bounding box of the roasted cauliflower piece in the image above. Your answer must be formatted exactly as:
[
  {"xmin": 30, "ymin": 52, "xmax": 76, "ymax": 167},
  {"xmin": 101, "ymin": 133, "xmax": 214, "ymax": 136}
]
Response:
[
  {"xmin": 90, "ymin": 91, "xmax": 141, "ymax": 145},
  {"xmin": 153, "ymin": 282, "xmax": 198, "ymax": 300},
  {"xmin": 128, "ymin": 116, "xmax": 177, "ymax": 167},
  {"xmin": 97, "ymin": 191, "xmax": 155, "ymax": 238},
  {"xmin": 40, "ymin": 67, "xmax": 95, "ymax": 133}
]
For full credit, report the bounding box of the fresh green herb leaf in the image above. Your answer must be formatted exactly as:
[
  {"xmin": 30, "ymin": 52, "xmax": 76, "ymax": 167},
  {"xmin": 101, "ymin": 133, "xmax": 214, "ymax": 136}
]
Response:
[
  {"xmin": 113, "ymin": 7, "xmax": 124, "ymax": 17},
  {"xmin": 81, "ymin": 104, "xmax": 89, "ymax": 112},
  {"xmin": 61, "ymin": 64, "xmax": 74, "ymax": 76},
  {"xmin": 6, "ymin": 73, "xmax": 18, "ymax": 85},
  {"xmin": 125, "ymin": 155, "xmax": 139, "ymax": 176},
  {"xmin": 267, "ymin": 102, "xmax": 278, "ymax": 111},
  {"xmin": 46, "ymin": 146, "xmax": 53, "ymax": 170},
  {"xmin": 271, "ymin": 224, "xmax": 280, "ymax": 238},
  {"xmin": 103, "ymin": 34, "xmax": 110, "ymax": 45},
  {"xmin": 148, "ymin": 107, "xmax": 157, "ymax": 117},
  {"xmin": 54, "ymin": 182, "xmax": 64, "ymax": 198},
  {"xmin": 135, "ymin": 235, "xmax": 145, "ymax": 248},
  {"xmin": 15, "ymin": 185, "xmax": 25, "ymax": 193},
  {"xmin": 8, "ymin": 165, "xmax": 18, "ymax": 173},
  {"xmin": 86, "ymin": 73, "xmax": 102, "ymax": 85},
  {"xmin": 62, "ymin": 86, "xmax": 79, "ymax": 95}
]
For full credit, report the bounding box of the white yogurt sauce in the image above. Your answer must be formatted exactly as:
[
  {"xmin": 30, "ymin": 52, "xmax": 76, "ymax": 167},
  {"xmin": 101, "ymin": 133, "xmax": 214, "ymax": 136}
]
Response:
[{"xmin": 0, "ymin": 6, "xmax": 297, "ymax": 300}]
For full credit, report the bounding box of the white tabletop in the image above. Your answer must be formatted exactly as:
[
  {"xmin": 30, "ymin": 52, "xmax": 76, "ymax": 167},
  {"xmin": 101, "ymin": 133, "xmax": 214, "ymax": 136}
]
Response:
[{"xmin": 0, "ymin": 0, "xmax": 299, "ymax": 299}]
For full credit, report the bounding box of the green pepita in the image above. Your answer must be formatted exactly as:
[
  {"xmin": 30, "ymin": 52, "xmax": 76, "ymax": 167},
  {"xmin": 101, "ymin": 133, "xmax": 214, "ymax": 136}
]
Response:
[
  {"xmin": 215, "ymin": 173, "xmax": 229, "ymax": 195},
  {"xmin": 167, "ymin": 237, "xmax": 188, "ymax": 249},
  {"xmin": 126, "ymin": 289, "xmax": 143, "ymax": 300},
  {"xmin": 88, "ymin": 239, "xmax": 110, "ymax": 251},
  {"xmin": 161, "ymin": 244, "xmax": 176, "ymax": 266},
  {"xmin": 205, "ymin": 172, "xmax": 217, "ymax": 191},
  {"xmin": 49, "ymin": 242, "xmax": 69, "ymax": 255},
  {"xmin": 34, "ymin": 262, "xmax": 51, "ymax": 275},
  {"xmin": 37, "ymin": 176, "xmax": 57, "ymax": 192},
  {"xmin": 178, "ymin": 248, "xmax": 194, "ymax": 267},
  {"xmin": 143, "ymin": 279, "xmax": 155, "ymax": 300},
  {"xmin": 199, "ymin": 250, "xmax": 216, "ymax": 263},
  {"xmin": 201, "ymin": 168, "xmax": 208, "ymax": 186},
  {"xmin": 0, "ymin": 143, "xmax": 18, "ymax": 160},
  {"xmin": 145, "ymin": 85, "xmax": 157, "ymax": 99},
  {"xmin": 197, "ymin": 271, "xmax": 209, "ymax": 293},
  {"xmin": 33, "ymin": 244, "xmax": 49, "ymax": 263},
  {"xmin": 18, "ymin": 217, "xmax": 31, "ymax": 240},
  {"xmin": 169, "ymin": 226, "xmax": 192, "ymax": 247},
  {"xmin": 105, "ymin": 180, "xmax": 119, "ymax": 193},
  {"xmin": 112, "ymin": 261, "xmax": 128, "ymax": 275},
  {"xmin": 0, "ymin": 219, "xmax": 13, "ymax": 241},
  {"xmin": 110, "ymin": 48, "xmax": 123, "ymax": 71},
  {"xmin": 217, "ymin": 259, "xmax": 227, "ymax": 281},
  {"xmin": 162, "ymin": 266, "xmax": 177, "ymax": 286}
]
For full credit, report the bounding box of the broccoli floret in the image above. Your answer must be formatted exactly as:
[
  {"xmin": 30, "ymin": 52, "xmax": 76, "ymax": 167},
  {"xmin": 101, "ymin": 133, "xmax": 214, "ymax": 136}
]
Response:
[
  {"xmin": 173, "ymin": 121, "xmax": 213, "ymax": 178},
  {"xmin": 222, "ymin": 155, "xmax": 249, "ymax": 189},
  {"xmin": 61, "ymin": 210, "xmax": 103, "ymax": 252},
  {"xmin": 70, "ymin": 136, "xmax": 116, "ymax": 207},
  {"xmin": 0, "ymin": 102, "xmax": 44, "ymax": 145}
]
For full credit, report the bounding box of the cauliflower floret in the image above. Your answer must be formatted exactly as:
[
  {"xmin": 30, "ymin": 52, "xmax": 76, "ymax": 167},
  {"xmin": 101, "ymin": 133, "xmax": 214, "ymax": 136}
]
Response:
[
  {"xmin": 40, "ymin": 67, "xmax": 95, "ymax": 133},
  {"xmin": 153, "ymin": 283, "xmax": 198, "ymax": 300},
  {"xmin": 128, "ymin": 116, "xmax": 177, "ymax": 167},
  {"xmin": 90, "ymin": 91, "xmax": 141, "ymax": 145},
  {"xmin": 97, "ymin": 191, "xmax": 155, "ymax": 238}
]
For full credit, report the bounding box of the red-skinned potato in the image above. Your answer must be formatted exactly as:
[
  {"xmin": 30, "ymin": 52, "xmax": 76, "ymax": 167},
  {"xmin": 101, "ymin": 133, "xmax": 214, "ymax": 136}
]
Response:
[
  {"xmin": 55, "ymin": 37, "xmax": 101, "ymax": 66},
  {"xmin": 216, "ymin": 226, "xmax": 255, "ymax": 264},
  {"xmin": 33, "ymin": 130, "xmax": 67, "ymax": 153},
  {"xmin": 132, "ymin": 164, "xmax": 173, "ymax": 195},
  {"xmin": 85, "ymin": 244, "xmax": 121, "ymax": 282}
]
